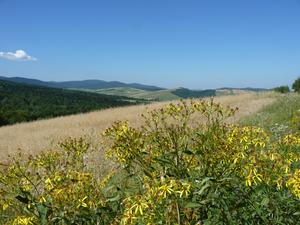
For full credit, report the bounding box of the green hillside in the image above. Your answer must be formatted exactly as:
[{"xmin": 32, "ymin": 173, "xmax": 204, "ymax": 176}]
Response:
[
  {"xmin": 92, "ymin": 87, "xmax": 149, "ymax": 97},
  {"xmin": 90, "ymin": 87, "xmax": 217, "ymax": 101},
  {"xmin": 171, "ymin": 88, "xmax": 216, "ymax": 98},
  {"xmin": 0, "ymin": 80, "xmax": 144, "ymax": 126},
  {"xmin": 87, "ymin": 87, "xmax": 177, "ymax": 101}
]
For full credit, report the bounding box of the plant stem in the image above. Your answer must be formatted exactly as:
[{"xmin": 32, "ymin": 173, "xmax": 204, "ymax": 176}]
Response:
[{"xmin": 176, "ymin": 202, "xmax": 181, "ymax": 225}]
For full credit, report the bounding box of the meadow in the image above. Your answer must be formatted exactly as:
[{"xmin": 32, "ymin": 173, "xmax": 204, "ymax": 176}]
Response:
[
  {"xmin": 2, "ymin": 0, "xmax": 300, "ymax": 223},
  {"xmin": 2, "ymin": 91, "xmax": 300, "ymax": 224},
  {"xmin": 0, "ymin": 92, "xmax": 275, "ymax": 160}
]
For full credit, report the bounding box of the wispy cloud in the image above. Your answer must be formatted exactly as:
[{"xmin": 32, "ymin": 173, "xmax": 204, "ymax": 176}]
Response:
[{"xmin": 0, "ymin": 50, "xmax": 37, "ymax": 61}]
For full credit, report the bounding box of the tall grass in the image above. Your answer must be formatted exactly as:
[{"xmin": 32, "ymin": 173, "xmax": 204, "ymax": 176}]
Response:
[
  {"xmin": 0, "ymin": 93, "xmax": 275, "ymax": 161},
  {"xmin": 1, "ymin": 97, "xmax": 300, "ymax": 224},
  {"xmin": 241, "ymin": 93, "xmax": 300, "ymax": 136}
]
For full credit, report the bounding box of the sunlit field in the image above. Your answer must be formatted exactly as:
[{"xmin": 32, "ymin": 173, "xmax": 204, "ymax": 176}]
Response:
[
  {"xmin": 3, "ymin": 91, "xmax": 300, "ymax": 224},
  {"xmin": 0, "ymin": 92, "xmax": 276, "ymax": 160}
]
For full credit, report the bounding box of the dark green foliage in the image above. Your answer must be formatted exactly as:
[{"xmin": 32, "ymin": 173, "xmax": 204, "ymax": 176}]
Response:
[
  {"xmin": 273, "ymin": 86, "xmax": 290, "ymax": 93},
  {"xmin": 0, "ymin": 80, "xmax": 144, "ymax": 126},
  {"xmin": 171, "ymin": 87, "xmax": 216, "ymax": 98},
  {"xmin": 292, "ymin": 77, "xmax": 300, "ymax": 92}
]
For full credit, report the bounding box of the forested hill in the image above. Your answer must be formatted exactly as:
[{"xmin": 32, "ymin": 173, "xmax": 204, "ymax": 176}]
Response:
[
  {"xmin": 0, "ymin": 76, "xmax": 164, "ymax": 91},
  {"xmin": 0, "ymin": 80, "xmax": 143, "ymax": 126}
]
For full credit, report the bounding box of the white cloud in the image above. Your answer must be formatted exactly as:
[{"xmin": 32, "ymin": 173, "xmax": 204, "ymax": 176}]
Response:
[{"xmin": 0, "ymin": 50, "xmax": 37, "ymax": 61}]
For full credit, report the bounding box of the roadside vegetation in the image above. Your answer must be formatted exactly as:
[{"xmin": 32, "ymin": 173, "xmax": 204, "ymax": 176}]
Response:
[
  {"xmin": 241, "ymin": 93, "xmax": 300, "ymax": 137},
  {"xmin": 1, "ymin": 93, "xmax": 299, "ymax": 224}
]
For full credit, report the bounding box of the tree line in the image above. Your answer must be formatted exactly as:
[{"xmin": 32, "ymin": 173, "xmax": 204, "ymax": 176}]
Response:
[{"xmin": 273, "ymin": 77, "xmax": 300, "ymax": 93}]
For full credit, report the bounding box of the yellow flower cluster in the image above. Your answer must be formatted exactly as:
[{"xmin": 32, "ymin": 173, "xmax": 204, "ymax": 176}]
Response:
[
  {"xmin": 12, "ymin": 216, "xmax": 35, "ymax": 225},
  {"xmin": 121, "ymin": 178, "xmax": 192, "ymax": 224},
  {"xmin": 104, "ymin": 121, "xmax": 145, "ymax": 165},
  {"xmin": 104, "ymin": 99, "xmax": 300, "ymax": 225},
  {"xmin": 282, "ymin": 134, "xmax": 300, "ymax": 146},
  {"xmin": 2, "ymin": 100, "xmax": 300, "ymax": 224},
  {"xmin": 227, "ymin": 126, "xmax": 269, "ymax": 150},
  {"xmin": 287, "ymin": 169, "xmax": 300, "ymax": 198},
  {"xmin": 0, "ymin": 137, "xmax": 112, "ymax": 224}
]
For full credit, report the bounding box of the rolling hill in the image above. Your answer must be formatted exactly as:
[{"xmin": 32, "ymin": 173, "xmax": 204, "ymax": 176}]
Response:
[
  {"xmin": 0, "ymin": 79, "xmax": 145, "ymax": 126},
  {"xmin": 87, "ymin": 87, "xmax": 217, "ymax": 101},
  {"xmin": 0, "ymin": 76, "xmax": 269, "ymax": 102},
  {"xmin": 92, "ymin": 87, "xmax": 179, "ymax": 101},
  {"xmin": 88, "ymin": 87, "xmax": 261, "ymax": 101},
  {"xmin": 0, "ymin": 76, "xmax": 164, "ymax": 91}
]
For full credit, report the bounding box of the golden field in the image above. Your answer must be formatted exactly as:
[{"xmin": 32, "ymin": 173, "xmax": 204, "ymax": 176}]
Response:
[{"xmin": 0, "ymin": 92, "xmax": 276, "ymax": 162}]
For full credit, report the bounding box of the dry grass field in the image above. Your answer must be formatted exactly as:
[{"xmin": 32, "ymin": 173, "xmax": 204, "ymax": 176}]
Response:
[{"xmin": 0, "ymin": 92, "xmax": 277, "ymax": 162}]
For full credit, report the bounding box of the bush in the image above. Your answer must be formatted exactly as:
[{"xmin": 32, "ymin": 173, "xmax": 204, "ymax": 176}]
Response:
[
  {"xmin": 103, "ymin": 99, "xmax": 300, "ymax": 224},
  {"xmin": 274, "ymin": 85, "xmax": 290, "ymax": 93},
  {"xmin": 1, "ymin": 99, "xmax": 300, "ymax": 224},
  {"xmin": 292, "ymin": 77, "xmax": 300, "ymax": 92},
  {"xmin": 0, "ymin": 138, "xmax": 119, "ymax": 224}
]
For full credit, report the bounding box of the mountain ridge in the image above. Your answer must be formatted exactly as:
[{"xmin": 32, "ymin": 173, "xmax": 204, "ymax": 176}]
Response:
[{"xmin": 0, "ymin": 76, "xmax": 165, "ymax": 91}]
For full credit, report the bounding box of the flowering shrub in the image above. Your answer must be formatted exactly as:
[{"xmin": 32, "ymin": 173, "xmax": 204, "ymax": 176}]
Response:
[
  {"xmin": 0, "ymin": 138, "xmax": 119, "ymax": 224},
  {"xmin": 104, "ymin": 99, "xmax": 300, "ymax": 224},
  {"xmin": 1, "ymin": 99, "xmax": 300, "ymax": 224}
]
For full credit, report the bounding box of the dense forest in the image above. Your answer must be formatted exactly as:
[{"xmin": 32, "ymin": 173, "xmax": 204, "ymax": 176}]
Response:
[{"xmin": 0, "ymin": 80, "xmax": 144, "ymax": 126}]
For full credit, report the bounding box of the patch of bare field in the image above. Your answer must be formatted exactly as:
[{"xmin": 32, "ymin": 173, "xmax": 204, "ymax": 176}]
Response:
[{"xmin": 0, "ymin": 92, "xmax": 277, "ymax": 162}]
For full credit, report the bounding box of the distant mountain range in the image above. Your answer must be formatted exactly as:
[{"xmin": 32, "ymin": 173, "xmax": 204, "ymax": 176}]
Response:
[
  {"xmin": 0, "ymin": 76, "xmax": 164, "ymax": 91},
  {"xmin": 0, "ymin": 76, "xmax": 269, "ymax": 93},
  {"xmin": 217, "ymin": 87, "xmax": 269, "ymax": 92},
  {"xmin": 0, "ymin": 75, "xmax": 270, "ymax": 103}
]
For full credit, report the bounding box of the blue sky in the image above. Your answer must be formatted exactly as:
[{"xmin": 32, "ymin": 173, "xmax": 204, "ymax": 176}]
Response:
[{"xmin": 0, "ymin": 0, "xmax": 300, "ymax": 89}]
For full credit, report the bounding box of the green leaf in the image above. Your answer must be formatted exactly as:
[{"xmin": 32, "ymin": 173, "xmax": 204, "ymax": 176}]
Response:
[
  {"xmin": 108, "ymin": 194, "xmax": 120, "ymax": 202},
  {"xmin": 199, "ymin": 177, "xmax": 213, "ymax": 186},
  {"xmin": 185, "ymin": 202, "xmax": 202, "ymax": 208},
  {"xmin": 154, "ymin": 157, "xmax": 173, "ymax": 165},
  {"xmin": 261, "ymin": 197, "xmax": 269, "ymax": 206},
  {"xmin": 195, "ymin": 183, "xmax": 210, "ymax": 195},
  {"xmin": 103, "ymin": 184, "xmax": 115, "ymax": 192},
  {"xmin": 37, "ymin": 204, "xmax": 48, "ymax": 225}
]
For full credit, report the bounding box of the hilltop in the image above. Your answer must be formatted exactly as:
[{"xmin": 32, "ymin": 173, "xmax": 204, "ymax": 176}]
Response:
[
  {"xmin": 0, "ymin": 76, "xmax": 269, "ymax": 102},
  {"xmin": 90, "ymin": 87, "xmax": 216, "ymax": 101},
  {"xmin": 88, "ymin": 87, "xmax": 266, "ymax": 101},
  {"xmin": 0, "ymin": 76, "xmax": 164, "ymax": 91}
]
